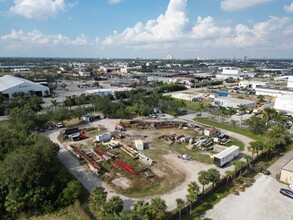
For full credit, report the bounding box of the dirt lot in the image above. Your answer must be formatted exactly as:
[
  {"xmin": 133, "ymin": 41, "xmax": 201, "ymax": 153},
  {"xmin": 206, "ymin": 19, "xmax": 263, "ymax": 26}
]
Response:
[
  {"xmin": 49, "ymin": 118, "xmax": 236, "ymax": 211},
  {"xmin": 205, "ymin": 175, "xmax": 293, "ymax": 220}
]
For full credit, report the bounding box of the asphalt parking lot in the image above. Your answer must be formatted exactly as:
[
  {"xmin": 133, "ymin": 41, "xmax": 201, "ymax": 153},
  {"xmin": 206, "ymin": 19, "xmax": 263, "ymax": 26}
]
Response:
[{"xmin": 205, "ymin": 175, "xmax": 293, "ymax": 220}]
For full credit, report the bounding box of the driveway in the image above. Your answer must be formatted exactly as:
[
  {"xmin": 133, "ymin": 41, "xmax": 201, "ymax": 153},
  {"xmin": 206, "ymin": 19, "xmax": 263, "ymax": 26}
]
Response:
[
  {"xmin": 205, "ymin": 175, "xmax": 293, "ymax": 220},
  {"xmin": 268, "ymin": 148, "xmax": 293, "ymax": 178}
]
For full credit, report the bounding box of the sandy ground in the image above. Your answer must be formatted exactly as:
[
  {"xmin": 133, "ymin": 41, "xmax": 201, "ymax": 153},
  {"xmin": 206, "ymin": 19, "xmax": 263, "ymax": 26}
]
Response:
[{"xmin": 205, "ymin": 175, "xmax": 293, "ymax": 220}]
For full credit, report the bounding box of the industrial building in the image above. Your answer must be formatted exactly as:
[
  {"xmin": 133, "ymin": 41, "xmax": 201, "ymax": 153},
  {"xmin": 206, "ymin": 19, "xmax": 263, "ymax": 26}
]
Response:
[
  {"xmin": 274, "ymin": 95, "xmax": 293, "ymax": 113},
  {"xmin": 216, "ymin": 67, "xmax": 245, "ymax": 80},
  {"xmin": 213, "ymin": 97, "xmax": 256, "ymax": 108},
  {"xmin": 0, "ymin": 75, "xmax": 50, "ymax": 99},
  {"xmin": 239, "ymin": 80, "xmax": 270, "ymax": 89},
  {"xmin": 287, "ymin": 76, "xmax": 293, "ymax": 88},
  {"xmin": 280, "ymin": 159, "xmax": 293, "ymax": 185},
  {"xmin": 171, "ymin": 93, "xmax": 202, "ymax": 101},
  {"xmin": 85, "ymin": 88, "xmax": 132, "ymax": 96},
  {"xmin": 255, "ymin": 86, "xmax": 293, "ymax": 97}
]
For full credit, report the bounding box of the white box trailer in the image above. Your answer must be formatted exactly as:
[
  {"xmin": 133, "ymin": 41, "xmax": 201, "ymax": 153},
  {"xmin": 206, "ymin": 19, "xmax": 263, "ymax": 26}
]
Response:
[
  {"xmin": 96, "ymin": 132, "xmax": 112, "ymax": 142},
  {"xmin": 214, "ymin": 145, "xmax": 239, "ymax": 167}
]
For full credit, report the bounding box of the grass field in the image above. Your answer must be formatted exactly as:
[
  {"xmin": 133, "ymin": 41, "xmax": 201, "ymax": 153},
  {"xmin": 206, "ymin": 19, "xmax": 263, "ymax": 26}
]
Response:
[{"xmin": 194, "ymin": 118, "xmax": 261, "ymax": 141}]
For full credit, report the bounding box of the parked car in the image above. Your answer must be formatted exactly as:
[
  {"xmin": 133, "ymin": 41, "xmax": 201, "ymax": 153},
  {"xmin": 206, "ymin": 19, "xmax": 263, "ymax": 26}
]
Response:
[
  {"xmin": 280, "ymin": 188, "xmax": 293, "ymax": 199},
  {"xmin": 260, "ymin": 168, "xmax": 271, "ymax": 175},
  {"xmin": 56, "ymin": 122, "xmax": 64, "ymax": 128}
]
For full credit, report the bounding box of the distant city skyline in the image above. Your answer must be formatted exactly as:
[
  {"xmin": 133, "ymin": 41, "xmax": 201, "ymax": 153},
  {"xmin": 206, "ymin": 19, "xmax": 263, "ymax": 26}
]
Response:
[{"xmin": 1, "ymin": 0, "xmax": 293, "ymax": 59}]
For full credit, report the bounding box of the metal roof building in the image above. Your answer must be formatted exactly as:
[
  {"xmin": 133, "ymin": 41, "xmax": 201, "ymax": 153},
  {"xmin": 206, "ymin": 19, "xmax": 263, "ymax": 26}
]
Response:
[
  {"xmin": 0, "ymin": 75, "xmax": 50, "ymax": 99},
  {"xmin": 213, "ymin": 97, "xmax": 256, "ymax": 108}
]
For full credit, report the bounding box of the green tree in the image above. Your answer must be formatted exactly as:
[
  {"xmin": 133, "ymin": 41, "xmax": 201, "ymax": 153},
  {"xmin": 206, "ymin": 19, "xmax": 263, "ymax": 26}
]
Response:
[
  {"xmin": 1, "ymin": 135, "xmax": 65, "ymax": 215},
  {"xmin": 207, "ymin": 168, "xmax": 220, "ymax": 187},
  {"xmin": 257, "ymin": 95, "xmax": 265, "ymax": 103},
  {"xmin": 243, "ymin": 155, "xmax": 253, "ymax": 169},
  {"xmin": 133, "ymin": 200, "xmax": 149, "ymax": 220},
  {"xmin": 232, "ymin": 160, "xmax": 246, "ymax": 178},
  {"xmin": 237, "ymin": 104, "xmax": 247, "ymax": 127},
  {"xmin": 198, "ymin": 170, "xmax": 210, "ymax": 194},
  {"xmin": 186, "ymin": 181, "xmax": 200, "ymax": 215},
  {"xmin": 73, "ymin": 107, "xmax": 87, "ymax": 122},
  {"xmin": 249, "ymin": 141, "xmax": 264, "ymax": 157},
  {"xmin": 226, "ymin": 107, "xmax": 236, "ymax": 125},
  {"xmin": 117, "ymin": 210, "xmax": 137, "ymax": 220},
  {"xmin": 50, "ymin": 99, "xmax": 59, "ymax": 111},
  {"xmin": 225, "ymin": 170, "xmax": 234, "ymax": 184},
  {"xmin": 89, "ymin": 186, "xmax": 108, "ymax": 215},
  {"xmin": 64, "ymin": 96, "xmax": 75, "ymax": 110},
  {"xmin": 245, "ymin": 115, "xmax": 267, "ymax": 135},
  {"xmin": 176, "ymin": 198, "xmax": 185, "ymax": 220},
  {"xmin": 262, "ymin": 107, "xmax": 277, "ymax": 127},
  {"xmin": 57, "ymin": 180, "xmax": 82, "ymax": 206},
  {"xmin": 107, "ymin": 196, "xmax": 123, "ymax": 215},
  {"xmin": 52, "ymin": 107, "xmax": 71, "ymax": 123},
  {"xmin": 148, "ymin": 197, "xmax": 167, "ymax": 220}
]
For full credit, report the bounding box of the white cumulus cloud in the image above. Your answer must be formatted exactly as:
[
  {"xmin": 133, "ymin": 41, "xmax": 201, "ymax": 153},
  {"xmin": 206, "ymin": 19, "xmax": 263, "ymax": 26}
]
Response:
[
  {"xmin": 221, "ymin": 0, "xmax": 272, "ymax": 11},
  {"xmin": 284, "ymin": 2, "xmax": 293, "ymax": 13},
  {"xmin": 0, "ymin": 29, "xmax": 89, "ymax": 49},
  {"xmin": 192, "ymin": 16, "xmax": 232, "ymax": 39},
  {"xmin": 108, "ymin": 0, "xmax": 122, "ymax": 4},
  {"xmin": 10, "ymin": 0, "xmax": 67, "ymax": 20},
  {"xmin": 103, "ymin": 0, "xmax": 188, "ymax": 45}
]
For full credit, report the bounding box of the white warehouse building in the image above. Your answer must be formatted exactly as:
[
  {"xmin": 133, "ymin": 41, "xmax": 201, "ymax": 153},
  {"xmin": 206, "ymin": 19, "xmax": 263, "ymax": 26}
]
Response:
[
  {"xmin": 216, "ymin": 67, "xmax": 245, "ymax": 80},
  {"xmin": 0, "ymin": 75, "xmax": 50, "ymax": 99},
  {"xmin": 213, "ymin": 97, "xmax": 256, "ymax": 108},
  {"xmin": 274, "ymin": 95, "xmax": 293, "ymax": 113},
  {"xmin": 239, "ymin": 80, "xmax": 270, "ymax": 89},
  {"xmin": 255, "ymin": 86, "xmax": 293, "ymax": 97},
  {"xmin": 287, "ymin": 76, "xmax": 293, "ymax": 88}
]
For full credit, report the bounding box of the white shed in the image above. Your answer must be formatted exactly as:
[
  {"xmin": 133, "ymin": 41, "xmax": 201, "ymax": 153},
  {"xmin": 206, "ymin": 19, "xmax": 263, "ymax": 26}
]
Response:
[
  {"xmin": 135, "ymin": 140, "xmax": 144, "ymax": 151},
  {"xmin": 204, "ymin": 127, "xmax": 217, "ymax": 137},
  {"xmin": 96, "ymin": 133, "xmax": 112, "ymax": 142}
]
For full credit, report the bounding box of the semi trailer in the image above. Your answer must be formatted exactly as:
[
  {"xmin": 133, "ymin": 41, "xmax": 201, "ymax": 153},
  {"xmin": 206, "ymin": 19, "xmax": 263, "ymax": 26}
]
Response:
[{"xmin": 214, "ymin": 145, "xmax": 240, "ymax": 167}]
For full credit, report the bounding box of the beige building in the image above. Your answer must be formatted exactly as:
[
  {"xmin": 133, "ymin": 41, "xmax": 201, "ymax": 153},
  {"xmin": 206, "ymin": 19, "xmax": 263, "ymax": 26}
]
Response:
[{"xmin": 280, "ymin": 159, "xmax": 293, "ymax": 185}]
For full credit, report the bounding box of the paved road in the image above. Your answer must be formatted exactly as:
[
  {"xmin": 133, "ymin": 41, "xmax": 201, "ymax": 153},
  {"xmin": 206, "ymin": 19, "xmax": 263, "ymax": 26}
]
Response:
[
  {"xmin": 205, "ymin": 175, "xmax": 293, "ymax": 220},
  {"xmin": 268, "ymin": 148, "xmax": 293, "ymax": 178}
]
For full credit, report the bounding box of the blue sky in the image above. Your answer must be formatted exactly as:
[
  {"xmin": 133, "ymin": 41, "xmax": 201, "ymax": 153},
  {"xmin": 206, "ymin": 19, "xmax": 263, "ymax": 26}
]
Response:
[{"xmin": 1, "ymin": 0, "xmax": 293, "ymax": 59}]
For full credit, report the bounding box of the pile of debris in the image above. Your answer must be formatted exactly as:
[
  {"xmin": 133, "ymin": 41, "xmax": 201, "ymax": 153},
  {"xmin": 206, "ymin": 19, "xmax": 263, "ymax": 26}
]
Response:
[{"xmin": 187, "ymin": 137, "xmax": 213, "ymax": 150}]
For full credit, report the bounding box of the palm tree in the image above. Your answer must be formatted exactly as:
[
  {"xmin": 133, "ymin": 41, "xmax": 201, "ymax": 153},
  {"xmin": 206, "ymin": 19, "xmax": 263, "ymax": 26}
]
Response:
[
  {"xmin": 232, "ymin": 160, "xmax": 246, "ymax": 179},
  {"xmin": 186, "ymin": 181, "xmax": 200, "ymax": 215},
  {"xmin": 198, "ymin": 170, "xmax": 210, "ymax": 194},
  {"xmin": 50, "ymin": 99, "xmax": 59, "ymax": 111},
  {"xmin": 207, "ymin": 103, "xmax": 214, "ymax": 115},
  {"xmin": 257, "ymin": 95, "xmax": 265, "ymax": 103},
  {"xmin": 244, "ymin": 154, "xmax": 253, "ymax": 169},
  {"xmin": 148, "ymin": 197, "xmax": 167, "ymax": 220},
  {"xmin": 225, "ymin": 170, "xmax": 234, "ymax": 184},
  {"xmin": 218, "ymin": 106, "xmax": 227, "ymax": 122},
  {"xmin": 197, "ymin": 102, "xmax": 205, "ymax": 116},
  {"xmin": 133, "ymin": 200, "xmax": 149, "ymax": 220},
  {"xmin": 207, "ymin": 168, "xmax": 220, "ymax": 187},
  {"xmin": 226, "ymin": 107, "xmax": 236, "ymax": 125},
  {"xmin": 262, "ymin": 107, "xmax": 277, "ymax": 127},
  {"xmin": 176, "ymin": 198, "xmax": 185, "ymax": 220},
  {"xmin": 249, "ymin": 141, "xmax": 264, "ymax": 158},
  {"xmin": 107, "ymin": 196, "xmax": 123, "ymax": 215},
  {"xmin": 64, "ymin": 96, "xmax": 75, "ymax": 110},
  {"xmin": 237, "ymin": 104, "xmax": 247, "ymax": 127}
]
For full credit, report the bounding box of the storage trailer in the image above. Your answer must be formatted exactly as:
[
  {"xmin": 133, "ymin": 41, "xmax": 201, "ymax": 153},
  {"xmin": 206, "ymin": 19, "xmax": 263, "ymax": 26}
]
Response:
[{"xmin": 214, "ymin": 145, "xmax": 239, "ymax": 167}]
